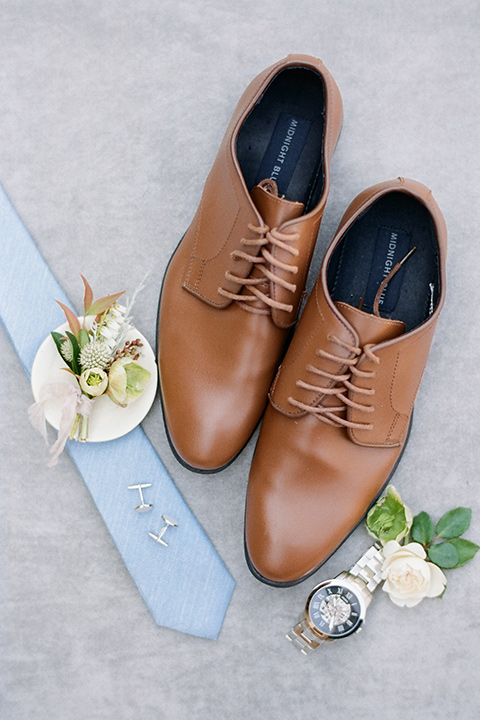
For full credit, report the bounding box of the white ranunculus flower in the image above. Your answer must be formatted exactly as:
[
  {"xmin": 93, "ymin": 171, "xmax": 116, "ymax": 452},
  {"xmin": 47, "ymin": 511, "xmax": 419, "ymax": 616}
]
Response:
[
  {"xmin": 79, "ymin": 367, "xmax": 109, "ymax": 397},
  {"xmin": 381, "ymin": 541, "xmax": 447, "ymax": 607}
]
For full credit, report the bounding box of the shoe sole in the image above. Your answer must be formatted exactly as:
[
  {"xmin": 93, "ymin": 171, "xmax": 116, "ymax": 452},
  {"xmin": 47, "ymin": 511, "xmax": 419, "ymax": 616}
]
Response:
[{"xmin": 243, "ymin": 413, "xmax": 413, "ymax": 587}]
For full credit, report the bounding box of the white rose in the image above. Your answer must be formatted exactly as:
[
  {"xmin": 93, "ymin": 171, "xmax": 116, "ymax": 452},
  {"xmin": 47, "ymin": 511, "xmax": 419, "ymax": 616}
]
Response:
[{"xmin": 381, "ymin": 541, "xmax": 447, "ymax": 607}]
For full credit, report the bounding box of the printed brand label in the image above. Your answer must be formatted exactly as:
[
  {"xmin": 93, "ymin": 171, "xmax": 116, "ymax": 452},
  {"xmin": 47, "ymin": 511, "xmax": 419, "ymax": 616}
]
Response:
[
  {"xmin": 363, "ymin": 227, "xmax": 411, "ymax": 313},
  {"xmin": 255, "ymin": 113, "xmax": 312, "ymax": 196}
]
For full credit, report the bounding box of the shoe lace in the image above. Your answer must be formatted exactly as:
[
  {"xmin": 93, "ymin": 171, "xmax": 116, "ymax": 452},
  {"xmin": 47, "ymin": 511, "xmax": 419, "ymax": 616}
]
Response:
[
  {"xmin": 287, "ymin": 335, "xmax": 380, "ymax": 430},
  {"xmin": 217, "ymin": 223, "xmax": 300, "ymax": 315}
]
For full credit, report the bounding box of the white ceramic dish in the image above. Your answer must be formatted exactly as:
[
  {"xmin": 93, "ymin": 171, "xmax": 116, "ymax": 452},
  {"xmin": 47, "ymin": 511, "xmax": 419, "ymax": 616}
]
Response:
[{"xmin": 31, "ymin": 320, "xmax": 158, "ymax": 442}]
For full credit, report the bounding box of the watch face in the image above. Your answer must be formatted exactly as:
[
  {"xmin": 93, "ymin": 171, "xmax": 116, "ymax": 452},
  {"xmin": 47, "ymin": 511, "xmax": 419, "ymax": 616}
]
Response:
[{"xmin": 308, "ymin": 582, "xmax": 363, "ymax": 638}]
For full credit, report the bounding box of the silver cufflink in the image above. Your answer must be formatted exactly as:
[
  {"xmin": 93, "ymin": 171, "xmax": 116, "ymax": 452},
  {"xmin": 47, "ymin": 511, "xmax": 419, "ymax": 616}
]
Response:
[
  {"xmin": 148, "ymin": 515, "xmax": 178, "ymax": 546},
  {"xmin": 128, "ymin": 483, "xmax": 153, "ymax": 512}
]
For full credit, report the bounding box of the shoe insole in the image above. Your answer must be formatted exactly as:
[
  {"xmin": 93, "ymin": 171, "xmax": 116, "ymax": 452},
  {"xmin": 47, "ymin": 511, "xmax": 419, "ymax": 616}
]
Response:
[
  {"xmin": 236, "ymin": 67, "xmax": 326, "ymax": 212},
  {"xmin": 328, "ymin": 192, "xmax": 440, "ymax": 331}
]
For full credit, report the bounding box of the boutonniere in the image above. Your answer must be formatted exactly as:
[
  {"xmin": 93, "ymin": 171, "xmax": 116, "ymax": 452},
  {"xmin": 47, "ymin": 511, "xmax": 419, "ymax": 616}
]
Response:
[
  {"xmin": 29, "ymin": 275, "xmax": 156, "ymax": 464},
  {"xmin": 366, "ymin": 487, "xmax": 479, "ymax": 607}
]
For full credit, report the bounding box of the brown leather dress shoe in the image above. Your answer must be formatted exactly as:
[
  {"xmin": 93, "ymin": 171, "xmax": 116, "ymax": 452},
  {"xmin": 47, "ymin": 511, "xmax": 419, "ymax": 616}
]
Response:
[
  {"xmin": 245, "ymin": 177, "xmax": 447, "ymax": 585},
  {"xmin": 157, "ymin": 55, "xmax": 343, "ymax": 472}
]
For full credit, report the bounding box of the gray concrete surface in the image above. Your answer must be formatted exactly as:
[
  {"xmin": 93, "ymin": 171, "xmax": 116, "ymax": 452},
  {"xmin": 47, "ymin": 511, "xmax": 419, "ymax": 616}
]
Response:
[{"xmin": 1, "ymin": 2, "xmax": 479, "ymax": 718}]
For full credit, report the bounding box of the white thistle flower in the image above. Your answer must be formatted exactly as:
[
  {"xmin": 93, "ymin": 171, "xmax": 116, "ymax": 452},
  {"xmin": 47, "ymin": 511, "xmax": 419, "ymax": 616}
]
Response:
[{"xmin": 79, "ymin": 340, "xmax": 112, "ymax": 370}]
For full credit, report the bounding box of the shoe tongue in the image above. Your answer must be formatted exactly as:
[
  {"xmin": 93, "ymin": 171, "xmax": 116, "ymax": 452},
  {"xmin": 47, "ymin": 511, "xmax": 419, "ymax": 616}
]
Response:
[
  {"xmin": 335, "ymin": 301, "xmax": 406, "ymax": 345},
  {"xmin": 250, "ymin": 178, "xmax": 304, "ymax": 227}
]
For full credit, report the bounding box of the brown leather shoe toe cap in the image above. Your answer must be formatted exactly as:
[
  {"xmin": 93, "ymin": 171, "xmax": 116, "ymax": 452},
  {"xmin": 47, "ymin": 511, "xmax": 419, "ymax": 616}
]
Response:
[
  {"xmin": 162, "ymin": 388, "xmax": 258, "ymax": 472},
  {"xmin": 245, "ymin": 409, "xmax": 401, "ymax": 585}
]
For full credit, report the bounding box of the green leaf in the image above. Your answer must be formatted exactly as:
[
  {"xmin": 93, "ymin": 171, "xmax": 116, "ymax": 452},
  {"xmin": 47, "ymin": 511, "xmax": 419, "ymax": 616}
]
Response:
[
  {"xmin": 428, "ymin": 541, "xmax": 459, "ymax": 568},
  {"xmin": 448, "ymin": 538, "xmax": 480, "ymax": 568},
  {"xmin": 55, "ymin": 300, "xmax": 81, "ymax": 338},
  {"xmin": 78, "ymin": 328, "xmax": 90, "ymax": 349},
  {"xmin": 436, "ymin": 508, "xmax": 471, "ymax": 539},
  {"xmin": 411, "ymin": 511, "xmax": 435, "ymax": 545},
  {"xmin": 65, "ymin": 331, "xmax": 80, "ymax": 375},
  {"xmin": 51, "ymin": 331, "xmax": 66, "ymax": 350},
  {"xmin": 85, "ymin": 291, "xmax": 125, "ymax": 317},
  {"xmin": 80, "ymin": 274, "xmax": 94, "ymax": 314}
]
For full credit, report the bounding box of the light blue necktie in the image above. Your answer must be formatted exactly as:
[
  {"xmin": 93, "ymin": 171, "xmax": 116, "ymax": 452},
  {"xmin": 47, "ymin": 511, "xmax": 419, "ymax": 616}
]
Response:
[{"xmin": 0, "ymin": 184, "xmax": 235, "ymax": 640}]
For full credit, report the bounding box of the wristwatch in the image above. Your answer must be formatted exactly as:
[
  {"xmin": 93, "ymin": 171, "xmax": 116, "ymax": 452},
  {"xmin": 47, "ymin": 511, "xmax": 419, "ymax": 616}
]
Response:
[{"xmin": 286, "ymin": 543, "xmax": 384, "ymax": 655}]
